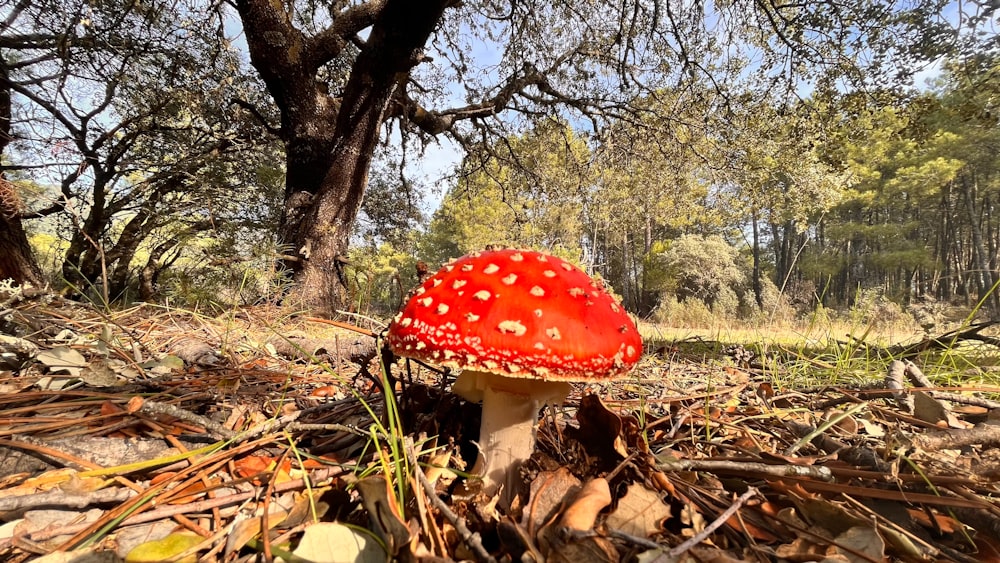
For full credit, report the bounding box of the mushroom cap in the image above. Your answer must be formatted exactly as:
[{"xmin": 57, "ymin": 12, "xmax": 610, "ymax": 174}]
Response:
[{"xmin": 386, "ymin": 249, "xmax": 642, "ymax": 381}]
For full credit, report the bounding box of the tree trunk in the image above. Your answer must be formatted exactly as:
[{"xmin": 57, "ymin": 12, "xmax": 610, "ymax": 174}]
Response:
[
  {"xmin": 0, "ymin": 180, "xmax": 44, "ymax": 288},
  {"xmin": 0, "ymin": 59, "xmax": 44, "ymax": 289},
  {"xmin": 237, "ymin": 0, "xmax": 451, "ymax": 315},
  {"xmin": 961, "ymin": 174, "xmax": 1000, "ymax": 314},
  {"xmin": 751, "ymin": 209, "xmax": 763, "ymax": 309}
]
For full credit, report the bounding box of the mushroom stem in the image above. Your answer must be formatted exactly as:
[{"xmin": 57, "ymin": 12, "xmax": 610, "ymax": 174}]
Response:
[{"xmin": 453, "ymin": 370, "xmax": 570, "ymax": 504}]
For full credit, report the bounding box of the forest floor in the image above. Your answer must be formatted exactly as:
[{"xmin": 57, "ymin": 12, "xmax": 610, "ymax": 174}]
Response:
[{"xmin": 1, "ymin": 294, "xmax": 1000, "ymax": 562}]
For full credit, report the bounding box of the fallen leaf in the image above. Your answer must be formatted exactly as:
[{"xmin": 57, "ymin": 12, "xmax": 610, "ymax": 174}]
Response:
[
  {"xmin": 290, "ymin": 522, "xmax": 385, "ymax": 563},
  {"xmin": 606, "ymin": 483, "xmax": 671, "ymax": 537},
  {"xmin": 559, "ymin": 478, "xmax": 612, "ymax": 531},
  {"xmin": 826, "ymin": 525, "xmax": 885, "ymax": 563},
  {"xmin": 125, "ymin": 531, "xmax": 202, "ymax": 563},
  {"xmin": 36, "ymin": 346, "xmax": 88, "ymax": 377},
  {"xmin": 522, "ymin": 467, "xmax": 581, "ymax": 536},
  {"xmin": 577, "ymin": 393, "xmax": 627, "ymax": 458}
]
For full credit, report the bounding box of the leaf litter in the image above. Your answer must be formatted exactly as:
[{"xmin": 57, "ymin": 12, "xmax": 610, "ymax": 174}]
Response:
[{"xmin": 0, "ymin": 296, "xmax": 999, "ymax": 561}]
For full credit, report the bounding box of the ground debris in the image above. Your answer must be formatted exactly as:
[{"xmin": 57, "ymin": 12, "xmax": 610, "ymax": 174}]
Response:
[{"xmin": 0, "ymin": 300, "xmax": 999, "ymax": 561}]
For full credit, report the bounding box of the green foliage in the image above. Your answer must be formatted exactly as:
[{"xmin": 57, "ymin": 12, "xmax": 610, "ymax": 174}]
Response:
[
  {"xmin": 649, "ymin": 235, "xmax": 747, "ymax": 311},
  {"xmin": 346, "ymin": 243, "xmax": 421, "ymax": 317},
  {"xmin": 420, "ymin": 119, "xmax": 590, "ymax": 262},
  {"xmin": 848, "ymin": 288, "xmax": 916, "ymax": 331}
]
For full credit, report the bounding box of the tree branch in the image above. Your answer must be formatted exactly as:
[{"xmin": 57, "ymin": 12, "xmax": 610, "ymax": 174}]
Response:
[{"xmin": 304, "ymin": 0, "xmax": 386, "ymax": 68}]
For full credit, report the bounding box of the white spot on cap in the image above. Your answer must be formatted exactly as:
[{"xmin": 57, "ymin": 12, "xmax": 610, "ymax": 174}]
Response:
[
  {"xmin": 473, "ymin": 290, "xmax": 491, "ymax": 301},
  {"xmin": 543, "ymin": 270, "xmax": 557, "ymax": 278},
  {"xmin": 453, "ymin": 279, "xmax": 467, "ymax": 289},
  {"xmin": 399, "ymin": 317, "xmax": 412, "ymax": 327},
  {"xmin": 511, "ymin": 253, "xmax": 524, "ymax": 261},
  {"xmin": 546, "ymin": 327, "xmax": 562, "ymax": 340},
  {"xmin": 534, "ymin": 309, "xmax": 542, "ymax": 317},
  {"xmin": 627, "ymin": 346, "xmax": 637, "ymax": 357},
  {"xmin": 484, "ymin": 264, "xmax": 500, "ymax": 274},
  {"xmin": 436, "ymin": 303, "xmax": 449, "ymax": 314},
  {"xmin": 443, "ymin": 350, "xmax": 456, "ymax": 360},
  {"xmin": 532, "ymin": 366, "xmax": 550, "ymax": 376},
  {"xmin": 465, "ymin": 313, "xmax": 480, "ymax": 322},
  {"xmin": 392, "ymin": 312, "xmax": 402, "ymax": 323},
  {"xmin": 507, "ymin": 363, "xmax": 522, "ymax": 372},
  {"xmin": 534, "ymin": 342, "xmax": 545, "ymax": 350},
  {"xmin": 610, "ymin": 303, "xmax": 620, "ymax": 313},
  {"xmin": 466, "ymin": 354, "xmax": 478, "ymax": 363},
  {"xmin": 483, "ymin": 360, "xmax": 499, "ymax": 370},
  {"xmin": 560, "ymin": 262, "xmax": 573, "ymax": 271},
  {"xmin": 568, "ymin": 288, "xmax": 586, "ymax": 297},
  {"xmin": 498, "ymin": 320, "xmax": 527, "ymax": 336},
  {"xmin": 419, "ymin": 297, "xmax": 433, "ymax": 307},
  {"xmin": 415, "ymin": 342, "xmax": 427, "ymax": 350},
  {"xmin": 461, "ymin": 264, "xmax": 474, "ymax": 272},
  {"xmin": 530, "ymin": 286, "xmax": 545, "ymax": 296},
  {"xmin": 502, "ymin": 273, "xmax": 517, "ymax": 285},
  {"xmin": 432, "ymin": 278, "xmax": 442, "ymax": 286},
  {"xmin": 537, "ymin": 255, "xmax": 548, "ymax": 262},
  {"xmin": 415, "ymin": 286, "xmax": 426, "ymax": 295}
]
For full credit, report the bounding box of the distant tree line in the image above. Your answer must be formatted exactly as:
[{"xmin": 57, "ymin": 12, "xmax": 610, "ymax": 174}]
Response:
[{"xmin": 362, "ymin": 58, "xmax": 1000, "ymax": 322}]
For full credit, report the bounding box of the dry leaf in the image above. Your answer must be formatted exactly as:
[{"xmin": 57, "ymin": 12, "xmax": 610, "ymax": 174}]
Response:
[
  {"xmin": 913, "ymin": 391, "xmax": 950, "ymax": 426},
  {"xmin": 826, "ymin": 526, "xmax": 885, "ymax": 563},
  {"xmin": 522, "ymin": 467, "xmax": 581, "ymax": 536},
  {"xmin": 606, "ymin": 483, "xmax": 670, "ymax": 537},
  {"xmin": 577, "ymin": 393, "xmax": 628, "ymax": 458},
  {"xmin": 290, "ymin": 522, "xmax": 385, "ymax": 563},
  {"xmin": 559, "ymin": 478, "xmax": 612, "ymax": 531},
  {"xmin": 36, "ymin": 346, "xmax": 87, "ymax": 377},
  {"xmin": 125, "ymin": 531, "xmax": 202, "ymax": 562}
]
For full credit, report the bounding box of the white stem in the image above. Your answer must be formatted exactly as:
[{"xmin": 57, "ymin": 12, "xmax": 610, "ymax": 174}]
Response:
[
  {"xmin": 474, "ymin": 384, "xmax": 539, "ymax": 498},
  {"xmin": 452, "ymin": 371, "xmax": 570, "ymax": 504}
]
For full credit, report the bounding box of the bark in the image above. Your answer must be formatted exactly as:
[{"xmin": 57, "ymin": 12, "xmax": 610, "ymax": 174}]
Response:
[
  {"xmin": 0, "ymin": 180, "xmax": 44, "ymax": 288},
  {"xmin": 237, "ymin": 0, "xmax": 452, "ymax": 315},
  {"xmin": 0, "ymin": 58, "xmax": 44, "ymax": 289}
]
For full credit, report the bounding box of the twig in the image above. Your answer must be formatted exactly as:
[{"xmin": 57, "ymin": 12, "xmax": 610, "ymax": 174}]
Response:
[
  {"xmin": 656, "ymin": 458, "xmax": 833, "ymax": 482},
  {"xmin": 904, "ymin": 361, "xmax": 1000, "ymax": 409},
  {"xmin": 404, "ymin": 438, "xmax": 496, "ymax": 563},
  {"xmin": 667, "ymin": 487, "xmax": 758, "ymax": 558},
  {"xmin": 135, "ymin": 399, "xmax": 235, "ymax": 439},
  {"xmin": 0, "ymin": 487, "xmax": 136, "ymax": 512},
  {"xmin": 886, "ymin": 360, "xmax": 914, "ymax": 412},
  {"xmin": 907, "ymin": 424, "xmax": 1000, "ymax": 451}
]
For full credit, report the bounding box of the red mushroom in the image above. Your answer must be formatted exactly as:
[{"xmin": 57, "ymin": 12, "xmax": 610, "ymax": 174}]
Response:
[{"xmin": 386, "ymin": 249, "xmax": 642, "ymax": 501}]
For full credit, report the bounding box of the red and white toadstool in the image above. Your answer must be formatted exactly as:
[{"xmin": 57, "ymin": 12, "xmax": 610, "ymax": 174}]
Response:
[{"xmin": 386, "ymin": 249, "xmax": 642, "ymax": 501}]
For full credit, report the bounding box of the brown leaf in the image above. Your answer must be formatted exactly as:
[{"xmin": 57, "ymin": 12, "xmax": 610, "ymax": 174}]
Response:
[
  {"xmin": 826, "ymin": 525, "xmax": 885, "ymax": 563},
  {"xmin": 353, "ymin": 476, "xmax": 412, "ymax": 559},
  {"xmin": 545, "ymin": 535, "xmax": 619, "ymax": 563},
  {"xmin": 606, "ymin": 483, "xmax": 670, "ymax": 538},
  {"xmin": 559, "ymin": 478, "xmax": 612, "ymax": 531},
  {"xmin": 522, "ymin": 467, "xmax": 581, "ymax": 537},
  {"xmin": 577, "ymin": 393, "xmax": 627, "ymax": 458},
  {"xmin": 913, "ymin": 391, "xmax": 950, "ymax": 426}
]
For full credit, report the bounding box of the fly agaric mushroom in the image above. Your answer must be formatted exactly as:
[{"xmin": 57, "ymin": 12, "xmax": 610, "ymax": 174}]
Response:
[{"xmin": 386, "ymin": 249, "xmax": 642, "ymax": 501}]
